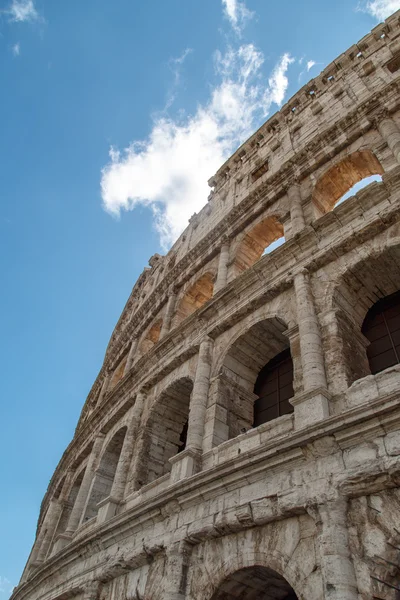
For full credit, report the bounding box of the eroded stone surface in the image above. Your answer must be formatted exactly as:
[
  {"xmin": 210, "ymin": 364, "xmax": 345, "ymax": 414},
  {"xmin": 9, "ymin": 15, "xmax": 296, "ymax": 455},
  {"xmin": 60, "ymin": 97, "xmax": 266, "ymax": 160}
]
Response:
[{"xmin": 13, "ymin": 11, "xmax": 400, "ymax": 600}]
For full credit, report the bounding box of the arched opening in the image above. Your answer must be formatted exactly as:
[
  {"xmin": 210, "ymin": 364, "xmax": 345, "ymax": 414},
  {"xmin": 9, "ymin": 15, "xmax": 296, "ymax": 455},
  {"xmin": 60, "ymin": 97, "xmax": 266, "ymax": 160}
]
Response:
[
  {"xmin": 312, "ymin": 150, "xmax": 384, "ymax": 216},
  {"xmin": 329, "ymin": 242, "xmax": 400, "ymax": 392},
  {"xmin": 335, "ymin": 174, "xmax": 383, "ymax": 206},
  {"xmin": 109, "ymin": 355, "xmax": 127, "ymax": 389},
  {"xmin": 145, "ymin": 377, "xmax": 193, "ymax": 484},
  {"xmin": 139, "ymin": 319, "xmax": 163, "ymax": 355},
  {"xmin": 210, "ymin": 566, "xmax": 299, "ymax": 600},
  {"xmin": 234, "ymin": 216, "xmax": 285, "ymax": 276},
  {"xmin": 212, "ymin": 318, "xmax": 295, "ymax": 444},
  {"xmin": 83, "ymin": 427, "xmax": 127, "ymax": 522},
  {"xmin": 54, "ymin": 469, "xmax": 85, "ymax": 538},
  {"xmin": 362, "ymin": 290, "xmax": 400, "ymax": 375},
  {"xmin": 174, "ymin": 273, "xmax": 214, "ymax": 325}
]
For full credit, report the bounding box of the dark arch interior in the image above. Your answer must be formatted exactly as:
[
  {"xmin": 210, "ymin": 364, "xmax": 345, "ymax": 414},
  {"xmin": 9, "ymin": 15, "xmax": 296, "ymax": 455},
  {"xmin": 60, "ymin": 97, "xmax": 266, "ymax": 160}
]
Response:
[
  {"xmin": 210, "ymin": 566, "xmax": 299, "ymax": 600},
  {"xmin": 253, "ymin": 348, "xmax": 294, "ymax": 427},
  {"xmin": 362, "ymin": 289, "xmax": 400, "ymax": 375}
]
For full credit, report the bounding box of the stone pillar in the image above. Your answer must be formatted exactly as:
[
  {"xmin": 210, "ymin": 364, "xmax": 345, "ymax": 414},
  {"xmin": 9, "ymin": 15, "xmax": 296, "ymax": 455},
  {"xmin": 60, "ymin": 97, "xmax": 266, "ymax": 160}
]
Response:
[
  {"xmin": 317, "ymin": 499, "xmax": 359, "ymax": 600},
  {"xmin": 126, "ymin": 425, "xmax": 150, "ymax": 493},
  {"xmin": 377, "ymin": 116, "xmax": 400, "ymax": 164},
  {"xmin": 160, "ymin": 291, "xmax": 177, "ymax": 338},
  {"xmin": 291, "ymin": 269, "xmax": 329, "ymax": 428},
  {"xmin": 97, "ymin": 392, "xmax": 146, "ymax": 523},
  {"xmin": 288, "ymin": 183, "xmax": 306, "ymax": 235},
  {"xmin": 214, "ymin": 241, "xmax": 230, "ymax": 294},
  {"xmin": 64, "ymin": 434, "xmax": 105, "ymax": 535},
  {"xmin": 123, "ymin": 336, "xmax": 138, "ymax": 375},
  {"xmin": 170, "ymin": 337, "xmax": 214, "ymax": 481},
  {"xmin": 186, "ymin": 337, "xmax": 214, "ymax": 453},
  {"xmin": 27, "ymin": 471, "xmax": 73, "ymax": 570},
  {"xmin": 162, "ymin": 542, "xmax": 192, "ymax": 600},
  {"xmin": 97, "ymin": 371, "xmax": 111, "ymax": 406}
]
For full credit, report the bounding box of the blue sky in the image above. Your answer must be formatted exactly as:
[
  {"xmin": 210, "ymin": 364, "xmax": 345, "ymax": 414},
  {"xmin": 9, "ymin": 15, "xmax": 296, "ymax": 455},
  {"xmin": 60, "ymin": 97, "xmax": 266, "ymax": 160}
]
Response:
[{"xmin": 0, "ymin": 0, "xmax": 398, "ymax": 594}]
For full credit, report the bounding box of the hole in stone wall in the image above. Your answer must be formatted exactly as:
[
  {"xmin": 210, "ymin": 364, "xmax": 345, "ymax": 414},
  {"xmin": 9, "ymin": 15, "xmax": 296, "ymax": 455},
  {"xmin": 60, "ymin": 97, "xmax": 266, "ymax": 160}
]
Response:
[
  {"xmin": 139, "ymin": 319, "xmax": 163, "ymax": 356},
  {"xmin": 174, "ymin": 273, "xmax": 214, "ymax": 326},
  {"xmin": 210, "ymin": 566, "xmax": 299, "ymax": 600},
  {"xmin": 109, "ymin": 355, "xmax": 128, "ymax": 390},
  {"xmin": 387, "ymin": 53, "xmax": 400, "ymax": 73},
  {"xmin": 312, "ymin": 150, "xmax": 384, "ymax": 215},
  {"xmin": 83, "ymin": 428, "xmax": 127, "ymax": 522},
  {"xmin": 145, "ymin": 378, "xmax": 193, "ymax": 484},
  {"xmin": 262, "ymin": 236, "xmax": 285, "ymax": 255},
  {"xmin": 234, "ymin": 216, "xmax": 284, "ymax": 275},
  {"xmin": 216, "ymin": 317, "xmax": 293, "ymax": 442},
  {"xmin": 335, "ymin": 174, "xmax": 383, "ymax": 206},
  {"xmin": 332, "ymin": 244, "xmax": 400, "ymax": 389}
]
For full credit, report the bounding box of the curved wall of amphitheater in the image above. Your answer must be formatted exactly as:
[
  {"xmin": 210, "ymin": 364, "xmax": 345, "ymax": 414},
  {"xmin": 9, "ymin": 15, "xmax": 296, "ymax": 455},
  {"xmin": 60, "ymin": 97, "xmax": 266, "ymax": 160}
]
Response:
[{"xmin": 14, "ymin": 12, "xmax": 400, "ymax": 600}]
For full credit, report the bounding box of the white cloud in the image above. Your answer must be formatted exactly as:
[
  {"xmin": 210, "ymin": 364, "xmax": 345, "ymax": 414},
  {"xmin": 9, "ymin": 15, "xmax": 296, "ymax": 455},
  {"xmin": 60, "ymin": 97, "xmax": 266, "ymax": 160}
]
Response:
[
  {"xmin": 362, "ymin": 0, "xmax": 400, "ymax": 19},
  {"xmin": 8, "ymin": 0, "xmax": 38, "ymax": 22},
  {"xmin": 0, "ymin": 576, "xmax": 13, "ymax": 595},
  {"xmin": 221, "ymin": 0, "xmax": 253, "ymax": 34},
  {"xmin": 12, "ymin": 42, "xmax": 20, "ymax": 56},
  {"xmin": 101, "ymin": 46, "xmax": 294, "ymax": 249},
  {"xmin": 307, "ymin": 60, "xmax": 316, "ymax": 71}
]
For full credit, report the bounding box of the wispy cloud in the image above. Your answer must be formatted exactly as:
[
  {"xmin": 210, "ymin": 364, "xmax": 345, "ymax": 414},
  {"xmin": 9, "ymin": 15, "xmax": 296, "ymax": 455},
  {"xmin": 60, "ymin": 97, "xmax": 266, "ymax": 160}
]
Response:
[
  {"xmin": 361, "ymin": 0, "xmax": 400, "ymax": 19},
  {"xmin": 307, "ymin": 60, "xmax": 316, "ymax": 71},
  {"xmin": 221, "ymin": 0, "xmax": 254, "ymax": 34},
  {"xmin": 101, "ymin": 46, "xmax": 294, "ymax": 249},
  {"xmin": 12, "ymin": 42, "xmax": 20, "ymax": 56},
  {"xmin": 164, "ymin": 48, "xmax": 193, "ymax": 111},
  {"xmin": 0, "ymin": 576, "xmax": 13, "ymax": 595},
  {"xmin": 7, "ymin": 0, "xmax": 38, "ymax": 22}
]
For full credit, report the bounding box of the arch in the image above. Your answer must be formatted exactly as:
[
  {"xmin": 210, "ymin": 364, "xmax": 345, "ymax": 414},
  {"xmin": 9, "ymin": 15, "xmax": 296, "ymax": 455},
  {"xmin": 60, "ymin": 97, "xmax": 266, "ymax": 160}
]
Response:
[
  {"xmin": 174, "ymin": 272, "xmax": 214, "ymax": 325},
  {"xmin": 83, "ymin": 427, "xmax": 127, "ymax": 522},
  {"xmin": 209, "ymin": 566, "xmax": 299, "ymax": 600},
  {"xmin": 211, "ymin": 317, "xmax": 295, "ymax": 443},
  {"xmin": 328, "ymin": 239, "xmax": 400, "ymax": 390},
  {"xmin": 362, "ymin": 290, "xmax": 400, "ymax": 375},
  {"xmin": 139, "ymin": 319, "xmax": 163, "ymax": 355},
  {"xmin": 233, "ymin": 216, "xmax": 285, "ymax": 276},
  {"xmin": 109, "ymin": 355, "xmax": 128, "ymax": 389},
  {"xmin": 49, "ymin": 468, "xmax": 86, "ymax": 555},
  {"xmin": 312, "ymin": 149, "xmax": 384, "ymax": 215},
  {"xmin": 144, "ymin": 377, "xmax": 194, "ymax": 484}
]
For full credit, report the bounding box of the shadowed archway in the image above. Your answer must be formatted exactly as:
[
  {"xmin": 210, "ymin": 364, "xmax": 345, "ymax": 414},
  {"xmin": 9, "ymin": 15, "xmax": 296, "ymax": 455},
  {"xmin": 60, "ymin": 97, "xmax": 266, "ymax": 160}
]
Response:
[{"xmin": 210, "ymin": 566, "xmax": 299, "ymax": 600}]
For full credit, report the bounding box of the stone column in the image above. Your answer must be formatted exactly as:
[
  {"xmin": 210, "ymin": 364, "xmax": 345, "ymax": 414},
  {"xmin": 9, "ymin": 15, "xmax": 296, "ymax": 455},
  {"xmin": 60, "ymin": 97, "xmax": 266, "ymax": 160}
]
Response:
[
  {"xmin": 26, "ymin": 500, "xmax": 62, "ymax": 573},
  {"xmin": 27, "ymin": 471, "xmax": 73, "ymax": 569},
  {"xmin": 377, "ymin": 116, "xmax": 400, "ymax": 164},
  {"xmin": 97, "ymin": 392, "xmax": 146, "ymax": 523},
  {"xmin": 162, "ymin": 542, "xmax": 192, "ymax": 600},
  {"xmin": 317, "ymin": 499, "xmax": 359, "ymax": 600},
  {"xmin": 214, "ymin": 240, "xmax": 230, "ymax": 294},
  {"xmin": 288, "ymin": 183, "xmax": 306, "ymax": 235},
  {"xmin": 186, "ymin": 337, "xmax": 214, "ymax": 452},
  {"xmin": 126, "ymin": 425, "xmax": 150, "ymax": 493},
  {"xmin": 97, "ymin": 371, "xmax": 111, "ymax": 406},
  {"xmin": 291, "ymin": 269, "xmax": 329, "ymax": 428},
  {"xmin": 64, "ymin": 434, "xmax": 105, "ymax": 535},
  {"xmin": 170, "ymin": 337, "xmax": 214, "ymax": 481},
  {"xmin": 160, "ymin": 290, "xmax": 177, "ymax": 338},
  {"xmin": 123, "ymin": 336, "xmax": 138, "ymax": 375}
]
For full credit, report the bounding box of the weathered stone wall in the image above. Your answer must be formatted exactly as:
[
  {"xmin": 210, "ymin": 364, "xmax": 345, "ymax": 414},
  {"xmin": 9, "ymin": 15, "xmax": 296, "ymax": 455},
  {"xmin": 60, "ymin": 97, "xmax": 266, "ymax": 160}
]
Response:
[{"xmin": 12, "ymin": 11, "xmax": 400, "ymax": 600}]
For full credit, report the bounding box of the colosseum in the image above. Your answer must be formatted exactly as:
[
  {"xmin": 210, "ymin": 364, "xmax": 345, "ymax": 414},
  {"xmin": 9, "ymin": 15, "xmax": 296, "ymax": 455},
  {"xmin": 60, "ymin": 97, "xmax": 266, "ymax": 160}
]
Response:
[{"xmin": 13, "ymin": 10, "xmax": 400, "ymax": 600}]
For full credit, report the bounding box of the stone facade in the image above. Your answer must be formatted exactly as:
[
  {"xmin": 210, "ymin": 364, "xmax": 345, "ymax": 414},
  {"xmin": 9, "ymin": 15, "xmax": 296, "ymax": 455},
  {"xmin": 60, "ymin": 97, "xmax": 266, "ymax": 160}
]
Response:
[{"xmin": 13, "ymin": 11, "xmax": 400, "ymax": 600}]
